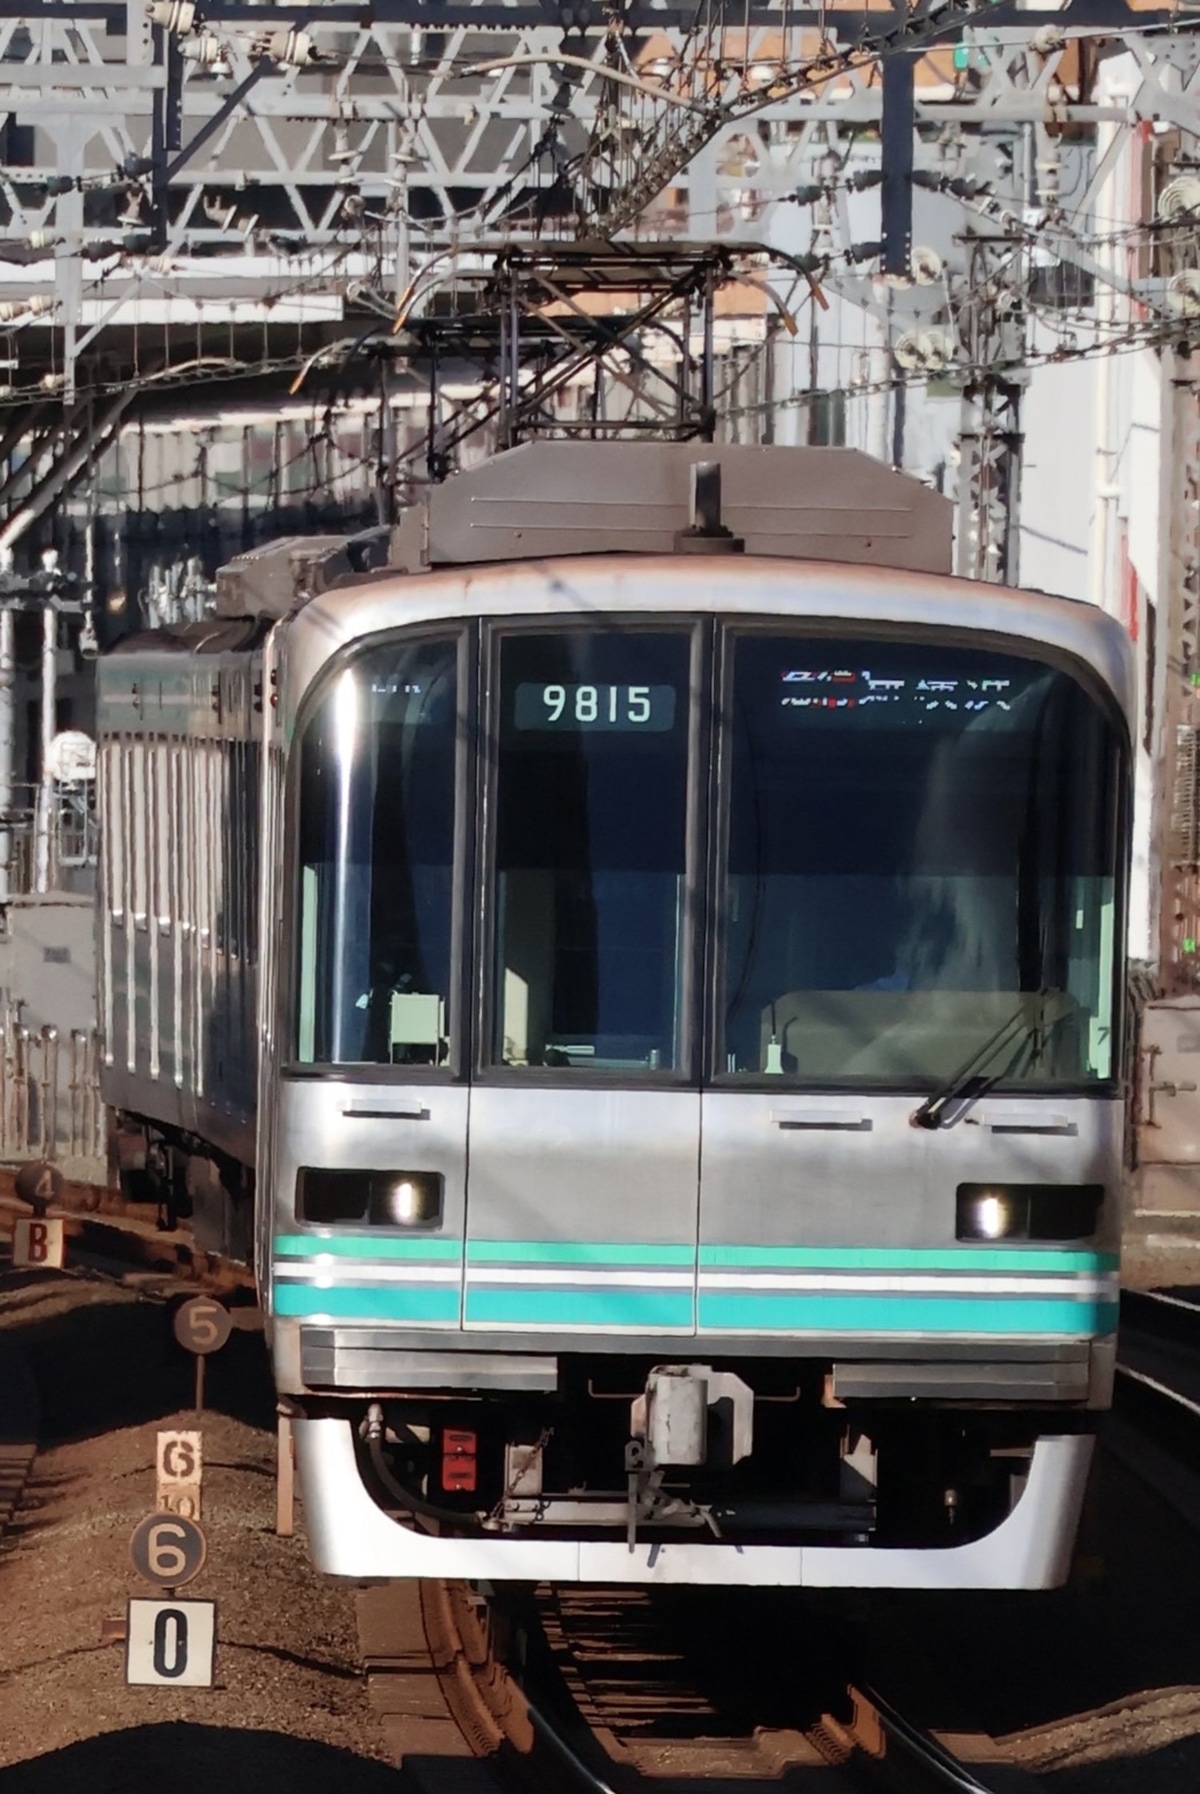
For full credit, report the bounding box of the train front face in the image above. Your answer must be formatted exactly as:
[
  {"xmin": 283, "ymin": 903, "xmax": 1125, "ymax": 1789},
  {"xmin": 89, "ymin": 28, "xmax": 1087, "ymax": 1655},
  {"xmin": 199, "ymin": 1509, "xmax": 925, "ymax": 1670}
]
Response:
[{"xmin": 264, "ymin": 557, "xmax": 1132, "ymax": 1589}]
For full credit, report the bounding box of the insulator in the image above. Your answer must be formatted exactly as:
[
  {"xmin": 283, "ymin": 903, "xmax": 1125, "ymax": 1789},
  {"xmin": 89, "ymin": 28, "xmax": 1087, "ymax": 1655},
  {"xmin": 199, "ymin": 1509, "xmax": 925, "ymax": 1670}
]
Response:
[
  {"xmin": 911, "ymin": 246, "xmax": 944, "ymax": 285},
  {"xmin": 791, "ymin": 183, "xmax": 824, "ymax": 206},
  {"xmin": 1160, "ymin": 175, "xmax": 1200, "ymax": 223},
  {"xmin": 0, "ymin": 295, "xmax": 53, "ymax": 323},
  {"xmin": 148, "ymin": 1, "xmax": 197, "ymax": 34},
  {"xmin": 27, "ymin": 231, "xmax": 62, "ymax": 252},
  {"xmin": 847, "ymin": 240, "xmax": 883, "ymax": 264},
  {"xmin": 267, "ymin": 27, "xmax": 315, "ymax": 66},
  {"xmin": 1029, "ymin": 22, "xmax": 1067, "ymax": 53},
  {"xmin": 850, "ymin": 169, "xmax": 884, "ymax": 191},
  {"xmin": 181, "ymin": 34, "xmax": 226, "ymax": 66}
]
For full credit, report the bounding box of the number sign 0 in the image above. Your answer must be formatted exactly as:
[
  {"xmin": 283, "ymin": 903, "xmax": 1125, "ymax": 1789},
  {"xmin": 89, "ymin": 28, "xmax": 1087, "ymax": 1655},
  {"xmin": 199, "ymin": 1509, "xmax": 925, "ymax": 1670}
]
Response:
[
  {"xmin": 129, "ymin": 1513, "xmax": 207, "ymax": 1589},
  {"xmin": 126, "ymin": 1598, "xmax": 216, "ymax": 1688},
  {"xmin": 173, "ymin": 1297, "xmax": 233, "ymax": 1356}
]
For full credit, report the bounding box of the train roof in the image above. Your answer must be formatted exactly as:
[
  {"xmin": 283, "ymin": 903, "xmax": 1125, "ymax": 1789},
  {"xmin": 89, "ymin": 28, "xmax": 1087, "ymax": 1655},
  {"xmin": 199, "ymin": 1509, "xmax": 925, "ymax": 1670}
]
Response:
[{"xmin": 209, "ymin": 443, "xmax": 952, "ymax": 621}]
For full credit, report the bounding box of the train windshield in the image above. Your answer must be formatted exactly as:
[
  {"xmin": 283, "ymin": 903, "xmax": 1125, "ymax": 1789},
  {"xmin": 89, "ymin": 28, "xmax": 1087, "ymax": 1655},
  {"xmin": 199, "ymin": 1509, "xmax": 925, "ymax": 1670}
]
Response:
[
  {"xmin": 294, "ymin": 638, "xmax": 459, "ymax": 1066},
  {"xmin": 719, "ymin": 635, "xmax": 1124, "ymax": 1087},
  {"xmin": 490, "ymin": 630, "xmax": 692, "ymax": 1073}
]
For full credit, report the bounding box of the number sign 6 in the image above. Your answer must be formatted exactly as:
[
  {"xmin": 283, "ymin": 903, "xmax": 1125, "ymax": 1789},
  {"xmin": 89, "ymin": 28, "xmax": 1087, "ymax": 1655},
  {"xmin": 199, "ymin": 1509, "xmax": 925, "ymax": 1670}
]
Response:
[{"xmin": 130, "ymin": 1512, "xmax": 207, "ymax": 1589}]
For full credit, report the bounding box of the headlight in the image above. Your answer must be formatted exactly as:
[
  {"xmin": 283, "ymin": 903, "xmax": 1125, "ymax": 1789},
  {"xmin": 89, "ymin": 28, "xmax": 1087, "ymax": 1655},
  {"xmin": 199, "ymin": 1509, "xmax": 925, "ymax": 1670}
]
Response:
[
  {"xmin": 297, "ymin": 1167, "xmax": 444, "ymax": 1228},
  {"xmin": 956, "ymin": 1183, "xmax": 1103, "ymax": 1243}
]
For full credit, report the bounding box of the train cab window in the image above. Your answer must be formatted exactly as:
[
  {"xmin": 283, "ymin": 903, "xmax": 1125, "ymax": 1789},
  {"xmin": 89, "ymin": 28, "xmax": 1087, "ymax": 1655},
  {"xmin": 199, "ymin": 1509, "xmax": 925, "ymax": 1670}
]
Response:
[
  {"xmin": 719, "ymin": 635, "xmax": 1125, "ymax": 1088},
  {"xmin": 489, "ymin": 630, "xmax": 692, "ymax": 1075},
  {"xmin": 294, "ymin": 638, "xmax": 459, "ymax": 1067}
]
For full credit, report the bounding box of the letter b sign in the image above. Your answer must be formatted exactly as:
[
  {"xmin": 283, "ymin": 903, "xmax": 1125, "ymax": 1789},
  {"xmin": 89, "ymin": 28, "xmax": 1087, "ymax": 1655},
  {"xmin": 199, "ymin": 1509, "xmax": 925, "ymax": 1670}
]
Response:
[{"xmin": 12, "ymin": 1217, "xmax": 64, "ymax": 1270}]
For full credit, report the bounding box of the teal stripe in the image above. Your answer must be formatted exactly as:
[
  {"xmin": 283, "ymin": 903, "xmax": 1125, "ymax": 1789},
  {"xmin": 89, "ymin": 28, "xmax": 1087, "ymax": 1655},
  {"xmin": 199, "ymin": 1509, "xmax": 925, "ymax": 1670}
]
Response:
[
  {"xmin": 699, "ymin": 1245, "xmax": 1118, "ymax": 1273},
  {"xmin": 466, "ymin": 1288, "xmax": 693, "ymax": 1329},
  {"xmin": 698, "ymin": 1293, "xmax": 1121, "ymax": 1334},
  {"xmin": 275, "ymin": 1233, "xmax": 462, "ymax": 1261},
  {"xmin": 274, "ymin": 1283, "xmax": 461, "ymax": 1321},
  {"xmin": 467, "ymin": 1240, "xmax": 694, "ymax": 1267}
]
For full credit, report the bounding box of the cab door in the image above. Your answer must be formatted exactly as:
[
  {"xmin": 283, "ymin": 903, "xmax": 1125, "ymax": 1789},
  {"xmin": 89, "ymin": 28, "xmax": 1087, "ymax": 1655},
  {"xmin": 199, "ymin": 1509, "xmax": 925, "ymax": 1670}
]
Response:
[{"xmin": 464, "ymin": 623, "xmax": 704, "ymax": 1337}]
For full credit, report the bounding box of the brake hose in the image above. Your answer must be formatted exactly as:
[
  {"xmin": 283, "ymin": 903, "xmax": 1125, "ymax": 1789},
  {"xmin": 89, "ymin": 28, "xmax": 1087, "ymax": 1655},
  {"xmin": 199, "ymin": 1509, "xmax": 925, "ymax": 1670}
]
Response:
[{"xmin": 362, "ymin": 1404, "xmax": 489, "ymax": 1535}]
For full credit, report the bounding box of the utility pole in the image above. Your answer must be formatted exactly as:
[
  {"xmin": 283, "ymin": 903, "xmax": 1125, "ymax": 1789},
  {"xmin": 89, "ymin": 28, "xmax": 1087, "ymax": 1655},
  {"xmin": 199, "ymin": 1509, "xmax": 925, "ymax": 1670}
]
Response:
[
  {"xmin": 1157, "ymin": 353, "xmax": 1200, "ymax": 992},
  {"xmin": 952, "ymin": 234, "xmax": 1026, "ymax": 585}
]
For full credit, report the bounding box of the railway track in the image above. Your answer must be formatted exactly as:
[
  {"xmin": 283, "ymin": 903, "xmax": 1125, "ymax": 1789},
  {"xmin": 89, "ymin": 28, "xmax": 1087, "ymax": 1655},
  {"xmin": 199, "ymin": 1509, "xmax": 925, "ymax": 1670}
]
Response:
[
  {"xmin": 360, "ymin": 1579, "xmax": 1022, "ymax": 1794},
  {"xmin": 1108, "ymin": 1285, "xmax": 1200, "ymax": 1533},
  {"xmin": 0, "ymin": 1333, "xmax": 38, "ymax": 1543}
]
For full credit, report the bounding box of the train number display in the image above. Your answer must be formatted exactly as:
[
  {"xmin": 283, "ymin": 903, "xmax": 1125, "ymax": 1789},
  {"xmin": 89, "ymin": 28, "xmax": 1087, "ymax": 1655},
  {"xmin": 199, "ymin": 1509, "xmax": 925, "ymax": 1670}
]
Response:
[{"xmin": 514, "ymin": 682, "xmax": 676, "ymax": 732}]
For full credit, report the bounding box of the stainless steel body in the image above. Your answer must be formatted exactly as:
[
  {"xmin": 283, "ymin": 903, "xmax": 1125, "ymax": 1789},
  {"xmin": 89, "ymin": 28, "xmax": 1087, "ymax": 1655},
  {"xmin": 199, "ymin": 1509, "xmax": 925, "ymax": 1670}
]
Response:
[{"xmin": 96, "ymin": 449, "xmax": 1134, "ymax": 1589}]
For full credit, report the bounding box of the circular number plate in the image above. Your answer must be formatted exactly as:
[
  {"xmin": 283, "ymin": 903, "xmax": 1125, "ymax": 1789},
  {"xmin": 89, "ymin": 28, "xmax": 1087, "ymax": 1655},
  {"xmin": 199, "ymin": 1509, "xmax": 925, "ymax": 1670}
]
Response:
[
  {"xmin": 129, "ymin": 1512, "xmax": 208, "ymax": 1589},
  {"xmin": 14, "ymin": 1160, "xmax": 63, "ymax": 1214},
  {"xmin": 173, "ymin": 1296, "xmax": 233, "ymax": 1357}
]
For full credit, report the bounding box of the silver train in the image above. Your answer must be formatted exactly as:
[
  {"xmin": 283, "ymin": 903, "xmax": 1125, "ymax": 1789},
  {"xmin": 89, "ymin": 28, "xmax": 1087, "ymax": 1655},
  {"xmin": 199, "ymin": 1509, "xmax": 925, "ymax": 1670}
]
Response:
[{"xmin": 96, "ymin": 442, "xmax": 1132, "ymax": 1588}]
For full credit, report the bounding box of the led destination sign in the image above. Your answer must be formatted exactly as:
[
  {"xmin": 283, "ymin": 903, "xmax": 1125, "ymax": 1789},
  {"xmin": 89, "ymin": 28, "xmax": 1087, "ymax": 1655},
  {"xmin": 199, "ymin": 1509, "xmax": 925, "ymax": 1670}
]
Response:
[{"xmin": 776, "ymin": 665, "xmax": 1031, "ymax": 724}]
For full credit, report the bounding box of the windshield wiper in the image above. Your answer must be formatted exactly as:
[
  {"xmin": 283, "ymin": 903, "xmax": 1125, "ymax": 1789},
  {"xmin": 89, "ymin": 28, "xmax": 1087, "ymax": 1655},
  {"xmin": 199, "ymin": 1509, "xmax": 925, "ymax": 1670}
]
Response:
[{"xmin": 909, "ymin": 993, "xmax": 1070, "ymax": 1131}]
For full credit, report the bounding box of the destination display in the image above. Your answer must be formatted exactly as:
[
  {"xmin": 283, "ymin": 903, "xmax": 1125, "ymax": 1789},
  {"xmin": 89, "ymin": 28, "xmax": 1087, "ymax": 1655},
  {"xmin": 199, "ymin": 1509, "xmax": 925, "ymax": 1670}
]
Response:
[{"xmin": 773, "ymin": 663, "xmax": 1042, "ymax": 725}]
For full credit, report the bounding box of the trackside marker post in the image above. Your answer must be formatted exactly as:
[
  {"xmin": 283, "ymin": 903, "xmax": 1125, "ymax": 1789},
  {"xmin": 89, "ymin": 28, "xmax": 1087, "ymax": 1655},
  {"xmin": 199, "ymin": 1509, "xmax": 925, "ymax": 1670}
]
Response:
[
  {"xmin": 173, "ymin": 1296, "xmax": 232, "ymax": 1413},
  {"xmin": 127, "ymin": 1512, "xmax": 216, "ymax": 1687},
  {"xmin": 276, "ymin": 1405, "xmax": 295, "ymax": 1537},
  {"xmin": 156, "ymin": 1428, "xmax": 203, "ymax": 1520},
  {"xmin": 126, "ymin": 1599, "xmax": 216, "ymax": 1688}
]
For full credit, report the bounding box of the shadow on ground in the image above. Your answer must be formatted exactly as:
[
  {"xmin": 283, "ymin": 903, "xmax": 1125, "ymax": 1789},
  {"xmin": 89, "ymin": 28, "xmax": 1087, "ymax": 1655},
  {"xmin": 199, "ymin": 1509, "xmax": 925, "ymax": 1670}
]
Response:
[
  {"xmin": 0, "ymin": 1723, "xmax": 399, "ymax": 1793},
  {"xmin": 0, "ymin": 1274, "xmax": 275, "ymax": 1444}
]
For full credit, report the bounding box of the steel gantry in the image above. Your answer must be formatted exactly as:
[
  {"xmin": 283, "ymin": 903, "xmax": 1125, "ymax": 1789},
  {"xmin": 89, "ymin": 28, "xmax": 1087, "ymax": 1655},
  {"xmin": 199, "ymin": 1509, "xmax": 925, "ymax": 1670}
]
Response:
[{"xmin": 0, "ymin": 0, "xmax": 1198, "ymax": 572}]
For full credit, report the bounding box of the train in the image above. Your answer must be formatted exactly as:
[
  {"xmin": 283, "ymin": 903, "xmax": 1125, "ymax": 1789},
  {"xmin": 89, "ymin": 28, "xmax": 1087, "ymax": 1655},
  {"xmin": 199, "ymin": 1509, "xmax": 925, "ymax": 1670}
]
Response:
[{"xmin": 96, "ymin": 440, "xmax": 1132, "ymax": 1587}]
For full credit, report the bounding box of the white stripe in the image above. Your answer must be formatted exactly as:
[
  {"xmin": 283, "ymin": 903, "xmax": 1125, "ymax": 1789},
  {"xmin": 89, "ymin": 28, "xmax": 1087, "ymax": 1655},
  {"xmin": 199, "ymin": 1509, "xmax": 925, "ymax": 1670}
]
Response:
[
  {"xmin": 698, "ymin": 1272, "xmax": 1117, "ymax": 1298},
  {"xmin": 276, "ymin": 1265, "xmax": 1116, "ymax": 1298},
  {"xmin": 463, "ymin": 1321, "xmax": 695, "ymax": 1336},
  {"xmin": 277, "ymin": 1263, "xmax": 462, "ymax": 1285},
  {"xmin": 465, "ymin": 1267, "xmax": 694, "ymax": 1289}
]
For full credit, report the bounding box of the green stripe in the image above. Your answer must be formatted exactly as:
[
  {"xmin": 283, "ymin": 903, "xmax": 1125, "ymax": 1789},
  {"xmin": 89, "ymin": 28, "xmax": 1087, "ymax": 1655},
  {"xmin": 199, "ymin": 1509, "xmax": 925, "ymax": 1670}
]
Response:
[
  {"xmin": 699, "ymin": 1245, "xmax": 1119, "ymax": 1273},
  {"xmin": 275, "ymin": 1233, "xmax": 462, "ymax": 1261},
  {"xmin": 467, "ymin": 1240, "xmax": 694, "ymax": 1267},
  {"xmin": 275, "ymin": 1283, "xmax": 461, "ymax": 1321},
  {"xmin": 466, "ymin": 1288, "xmax": 693, "ymax": 1329},
  {"xmin": 699, "ymin": 1293, "xmax": 1120, "ymax": 1334}
]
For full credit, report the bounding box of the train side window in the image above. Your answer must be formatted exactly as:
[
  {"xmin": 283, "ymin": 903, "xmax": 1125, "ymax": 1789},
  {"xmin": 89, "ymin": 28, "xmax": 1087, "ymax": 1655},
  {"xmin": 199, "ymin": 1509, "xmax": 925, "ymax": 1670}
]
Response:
[
  {"xmin": 487, "ymin": 629, "xmax": 692, "ymax": 1075},
  {"xmin": 293, "ymin": 636, "xmax": 459, "ymax": 1068},
  {"xmin": 105, "ymin": 740, "xmax": 125, "ymax": 922},
  {"xmin": 154, "ymin": 739, "xmax": 170, "ymax": 929},
  {"xmin": 131, "ymin": 740, "xmax": 148, "ymax": 929},
  {"xmin": 215, "ymin": 741, "xmax": 228, "ymax": 957}
]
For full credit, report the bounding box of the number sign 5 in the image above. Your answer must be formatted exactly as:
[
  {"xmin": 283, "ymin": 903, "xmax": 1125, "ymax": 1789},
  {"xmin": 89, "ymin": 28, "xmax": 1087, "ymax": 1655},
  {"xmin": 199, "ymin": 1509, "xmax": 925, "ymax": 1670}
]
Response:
[{"xmin": 173, "ymin": 1297, "xmax": 233, "ymax": 1356}]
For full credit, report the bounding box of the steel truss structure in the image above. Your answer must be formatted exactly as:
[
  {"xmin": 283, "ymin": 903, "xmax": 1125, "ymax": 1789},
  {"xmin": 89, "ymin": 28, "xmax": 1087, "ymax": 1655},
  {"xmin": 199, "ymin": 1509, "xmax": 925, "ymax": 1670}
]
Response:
[
  {"xmin": 388, "ymin": 240, "xmax": 780, "ymax": 478},
  {"xmin": 0, "ymin": 0, "xmax": 1198, "ymax": 575}
]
